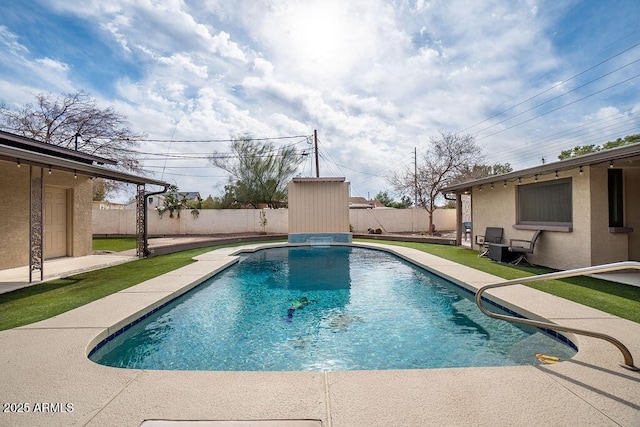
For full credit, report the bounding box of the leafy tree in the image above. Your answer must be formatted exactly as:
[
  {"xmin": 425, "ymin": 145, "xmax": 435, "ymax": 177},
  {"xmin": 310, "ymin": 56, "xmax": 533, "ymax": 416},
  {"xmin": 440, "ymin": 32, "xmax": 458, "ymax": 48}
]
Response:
[
  {"xmin": 156, "ymin": 185, "xmax": 187, "ymax": 218},
  {"xmin": 211, "ymin": 138, "xmax": 303, "ymax": 208},
  {"xmin": 558, "ymin": 145, "xmax": 599, "ymax": 159},
  {"xmin": 454, "ymin": 162, "xmax": 513, "ymax": 183},
  {"xmin": 374, "ymin": 191, "xmax": 412, "ymax": 208},
  {"xmin": 374, "ymin": 191, "xmax": 394, "ymax": 207},
  {"xmin": 0, "ymin": 91, "xmax": 146, "ymax": 198},
  {"xmin": 389, "ymin": 131, "xmax": 482, "ymax": 234},
  {"xmin": 201, "ymin": 195, "xmax": 216, "ymax": 209},
  {"xmin": 557, "ymin": 134, "xmax": 640, "ymax": 159},
  {"xmin": 92, "ymin": 178, "xmax": 107, "ymax": 201}
]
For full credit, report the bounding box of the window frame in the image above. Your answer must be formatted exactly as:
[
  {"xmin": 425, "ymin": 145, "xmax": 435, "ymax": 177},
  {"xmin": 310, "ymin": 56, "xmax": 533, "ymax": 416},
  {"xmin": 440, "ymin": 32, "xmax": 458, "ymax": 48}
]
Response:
[
  {"xmin": 608, "ymin": 168, "xmax": 624, "ymax": 228},
  {"xmin": 516, "ymin": 178, "xmax": 573, "ymax": 230}
]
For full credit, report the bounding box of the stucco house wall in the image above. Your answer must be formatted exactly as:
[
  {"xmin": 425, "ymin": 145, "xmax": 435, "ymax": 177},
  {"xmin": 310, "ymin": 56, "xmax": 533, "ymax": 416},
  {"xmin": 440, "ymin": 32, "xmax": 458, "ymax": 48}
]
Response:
[
  {"xmin": 626, "ymin": 167, "xmax": 640, "ymax": 261},
  {"xmin": 467, "ymin": 163, "xmax": 639, "ymax": 270},
  {"xmin": 589, "ymin": 166, "xmax": 628, "ymax": 266},
  {"xmin": 1, "ymin": 160, "xmax": 30, "ymax": 269},
  {"xmin": 0, "ymin": 162, "xmax": 93, "ymax": 270},
  {"xmin": 471, "ymin": 168, "xmax": 594, "ymax": 270}
]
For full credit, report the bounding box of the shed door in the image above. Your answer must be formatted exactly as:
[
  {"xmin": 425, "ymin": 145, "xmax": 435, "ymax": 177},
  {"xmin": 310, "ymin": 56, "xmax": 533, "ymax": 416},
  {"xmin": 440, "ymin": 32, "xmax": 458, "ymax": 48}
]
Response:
[{"xmin": 44, "ymin": 186, "xmax": 67, "ymax": 258}]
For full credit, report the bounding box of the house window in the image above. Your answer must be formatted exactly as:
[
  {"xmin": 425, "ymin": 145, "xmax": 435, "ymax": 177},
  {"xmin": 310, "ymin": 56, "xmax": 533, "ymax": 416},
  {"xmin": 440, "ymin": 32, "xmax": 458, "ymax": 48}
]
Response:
[
  {"xmin": 517, "ymin": 178, "xmax": 572, "ymax": 226},
  {"xmin": 608, "ymin": 169, "xmax": 624, "ymax": 227}
]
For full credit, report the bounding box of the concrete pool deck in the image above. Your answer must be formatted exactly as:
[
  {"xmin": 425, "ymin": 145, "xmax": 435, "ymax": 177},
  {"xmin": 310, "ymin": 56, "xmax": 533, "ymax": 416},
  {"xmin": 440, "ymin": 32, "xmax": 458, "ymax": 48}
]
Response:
[{"xmin": 0, "ymin": 241, "xmax": 639, "ymax": 426}]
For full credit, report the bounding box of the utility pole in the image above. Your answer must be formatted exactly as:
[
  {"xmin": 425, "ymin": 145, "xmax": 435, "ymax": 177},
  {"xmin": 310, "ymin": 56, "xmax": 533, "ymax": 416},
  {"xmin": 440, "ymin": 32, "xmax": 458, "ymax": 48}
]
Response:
[
  {"xmin": 314, "ymin": 129, "xmax": 319, "ymax": 177},
  {"xmin": 414, "ymin": 147, "xmax": 418, "ymax": 207}
]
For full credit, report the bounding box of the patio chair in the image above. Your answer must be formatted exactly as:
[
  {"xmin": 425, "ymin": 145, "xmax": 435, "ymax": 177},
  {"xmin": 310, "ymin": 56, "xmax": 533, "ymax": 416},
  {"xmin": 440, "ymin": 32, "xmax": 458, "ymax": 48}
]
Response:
[
  {"xmin": 508, "ymin": 230, "xmax": 543, "ymax": 266},
  {"xmin": 462, "ymin": 222, "xmax": 472, "ymax": 241},
  {"xmin": 475, "ymin": 227, "xmax": 503, "ymax": 257}
]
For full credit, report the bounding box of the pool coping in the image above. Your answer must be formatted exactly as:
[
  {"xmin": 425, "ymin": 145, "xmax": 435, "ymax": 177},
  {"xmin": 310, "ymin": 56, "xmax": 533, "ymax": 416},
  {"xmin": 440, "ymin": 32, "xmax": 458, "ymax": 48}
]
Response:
[{"xmin": 1, "ymin": 241, "xmax": 639, "ymax": 426}]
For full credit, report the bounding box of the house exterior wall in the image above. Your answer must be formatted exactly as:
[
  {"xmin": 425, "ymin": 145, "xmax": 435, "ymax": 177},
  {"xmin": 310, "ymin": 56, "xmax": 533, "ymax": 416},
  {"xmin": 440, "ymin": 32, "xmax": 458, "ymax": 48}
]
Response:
[
  {"xmin": 589, "ymin": 166, "xmax": 628, "ymax": 265},
  {"xmin": 470, "ymin": 180, "xmax": 516, "ymax": 250},
  {"xmin": 0, "ymin": 160, "xmax": 30, "ymax": 269},
  {"xmin": 470, "ymin": 168, "xmax": 606, "ymax": 270},
  {"xmin": 626, "ymin": 167, "xmax": 640, "ymax": 261},
  {"xmin": 0, "ymin": 160, "xmax": 93, "ymax": 270},
  {"xmin": 288, "ymin": 180, "xmax": 350, "ymax": 234}
]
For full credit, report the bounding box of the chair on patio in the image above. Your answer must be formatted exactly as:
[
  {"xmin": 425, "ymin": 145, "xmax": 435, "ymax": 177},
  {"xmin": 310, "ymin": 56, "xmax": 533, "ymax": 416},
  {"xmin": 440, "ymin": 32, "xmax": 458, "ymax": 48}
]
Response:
[
  {"xmin": 462, "ymin": 222, "xmax": 472, "ymax": 241},
  {"xmin": 508, "ymin": 230, "xmax": 543, "ymax": 265},
  {"xmin": 475, "ymin": 227, "xmax": 503, "ymax": 257}
]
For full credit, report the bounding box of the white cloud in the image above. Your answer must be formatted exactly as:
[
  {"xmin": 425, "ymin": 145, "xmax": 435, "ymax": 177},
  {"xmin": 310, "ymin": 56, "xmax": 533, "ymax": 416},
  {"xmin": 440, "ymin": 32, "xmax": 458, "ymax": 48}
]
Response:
[
  {"xmin": 0, "ymin": 25, "xmax": 29, "ymax": 56},
  {"xmin": 35, "ymin": 57, "xmax": 70, "ymax": 72},
  {"xmin": 3, "ymin": 0, "xmax": 639, "ymax": 200}
]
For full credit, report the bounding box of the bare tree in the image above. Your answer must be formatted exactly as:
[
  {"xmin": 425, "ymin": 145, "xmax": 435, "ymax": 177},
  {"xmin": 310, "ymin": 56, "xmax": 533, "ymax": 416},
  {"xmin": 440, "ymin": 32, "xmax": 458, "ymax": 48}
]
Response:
[
  {"xmin": 211, "ymin": 137, "xmax": 303, "ymax": 208},
  {"xmin": 0, "ymin": 91, "xmax": 146, "ymax": 199},
  {"xmin": 389, "ymin": 131, "xmax": 482, "ymax": 234}
]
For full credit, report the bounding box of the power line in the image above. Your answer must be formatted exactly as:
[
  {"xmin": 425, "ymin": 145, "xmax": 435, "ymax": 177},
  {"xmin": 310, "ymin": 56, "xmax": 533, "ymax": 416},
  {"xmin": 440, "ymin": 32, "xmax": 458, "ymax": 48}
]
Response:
[
  {"xmin": 475, "ymin": 72, "xmax": 640, "ymax": 142},
  {"xmin": 472, "ymin": 58, "xmax": 640, "ymax": 137},
  {"xmin": 139, "ymin": 134, "xmax": 311, "ymax": 143},
  {"xmin": 458, "ymin": 39, "xmax": 640, "ymax": 134}
]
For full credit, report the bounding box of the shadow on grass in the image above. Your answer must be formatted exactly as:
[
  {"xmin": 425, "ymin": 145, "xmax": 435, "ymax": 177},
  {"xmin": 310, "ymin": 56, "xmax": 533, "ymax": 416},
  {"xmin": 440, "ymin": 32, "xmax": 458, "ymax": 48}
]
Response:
[{"xmin": 0, "ymin": 278, "xmax": 82, "ymax": 303}]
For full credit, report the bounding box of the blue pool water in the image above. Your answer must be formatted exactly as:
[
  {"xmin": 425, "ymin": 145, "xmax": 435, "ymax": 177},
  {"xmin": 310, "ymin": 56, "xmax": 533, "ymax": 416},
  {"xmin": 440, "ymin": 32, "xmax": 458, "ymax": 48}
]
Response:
[{"xmin": 90, "ymin": 246, "xmax": 576, "ymax": 371}]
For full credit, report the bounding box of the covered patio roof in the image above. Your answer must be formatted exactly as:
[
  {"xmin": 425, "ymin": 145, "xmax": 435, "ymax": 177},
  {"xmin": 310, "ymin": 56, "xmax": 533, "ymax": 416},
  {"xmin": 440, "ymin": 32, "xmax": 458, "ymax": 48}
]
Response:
[
  {"xmin": 442, "ymin": 142, "xmax": 640, "ymax": 194},
  {"xmin": 0, "ymin": 130, "xmax": 170, "ymax": 281},
  {"xmin": 0, "ymin": 130, "xmax": 168, "ymax": 187}
]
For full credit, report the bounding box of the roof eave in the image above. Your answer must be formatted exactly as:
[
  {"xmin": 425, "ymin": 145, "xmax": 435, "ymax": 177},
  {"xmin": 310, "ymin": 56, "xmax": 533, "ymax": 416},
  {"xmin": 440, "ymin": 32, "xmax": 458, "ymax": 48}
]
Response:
[
  {"xmin": 0, "ymin": 130, "xmax": 117, "ymax": 165},
  {"xmin": 0, "ymin": 144, "xmax": 169, "ymax": 187},
  {"xmin": 441, "ymin": 142, "xmax": 640, "ymax": 193}
]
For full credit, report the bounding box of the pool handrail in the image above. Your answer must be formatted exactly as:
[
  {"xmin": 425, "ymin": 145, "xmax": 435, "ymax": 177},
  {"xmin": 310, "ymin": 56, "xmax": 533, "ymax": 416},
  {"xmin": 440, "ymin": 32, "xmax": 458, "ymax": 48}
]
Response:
[{"xmin": 475, "ymin": 261, "xmax": 640, "ymax": 371}]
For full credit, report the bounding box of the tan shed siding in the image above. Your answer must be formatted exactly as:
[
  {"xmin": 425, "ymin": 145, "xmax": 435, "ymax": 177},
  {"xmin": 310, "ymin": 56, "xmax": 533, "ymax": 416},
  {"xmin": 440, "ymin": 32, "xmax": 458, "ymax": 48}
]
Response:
[
  {"xmin": 0, "ymin": 160, "xmax": 31, "ymax": 269},
  {"xmin": 288, "ymin": 180, "xmax": 349, "ymax": 233}
]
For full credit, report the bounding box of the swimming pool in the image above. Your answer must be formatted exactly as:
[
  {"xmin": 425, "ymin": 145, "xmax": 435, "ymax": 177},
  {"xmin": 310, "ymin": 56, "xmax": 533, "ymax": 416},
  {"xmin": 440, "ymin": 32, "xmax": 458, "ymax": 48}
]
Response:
[{"xmin": 89, "ymin": 245, "xmax": 576, "ymax": 371}]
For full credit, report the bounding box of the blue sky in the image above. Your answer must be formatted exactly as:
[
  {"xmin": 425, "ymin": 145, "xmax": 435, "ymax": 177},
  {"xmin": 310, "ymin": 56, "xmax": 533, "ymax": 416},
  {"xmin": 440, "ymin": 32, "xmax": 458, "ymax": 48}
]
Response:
[{"xmin": 1, "ymin": 0, "xmax": 639, "ymax": 202}]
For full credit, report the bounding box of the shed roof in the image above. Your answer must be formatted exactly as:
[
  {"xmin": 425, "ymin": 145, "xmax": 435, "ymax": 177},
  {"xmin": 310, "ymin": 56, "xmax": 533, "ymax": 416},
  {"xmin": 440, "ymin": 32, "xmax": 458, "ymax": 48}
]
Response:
[{"xmin": 441, "ymin": 142, "xmax": 640, "ymax": 194}]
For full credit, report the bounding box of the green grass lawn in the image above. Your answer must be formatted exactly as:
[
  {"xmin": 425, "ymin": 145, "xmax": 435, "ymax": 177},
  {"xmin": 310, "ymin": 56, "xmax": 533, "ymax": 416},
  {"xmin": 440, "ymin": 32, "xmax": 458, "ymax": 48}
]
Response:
[
  {"xmin": 92, "ymin": 237, "xmax": 138, "ymax": 252},
  {"xmin": 1, "ymin": 238, "xmax": 638, "ymax": 331},
  {"xmin": 0, "ymin": 242, "xmax": 252, "ymax": 331}
]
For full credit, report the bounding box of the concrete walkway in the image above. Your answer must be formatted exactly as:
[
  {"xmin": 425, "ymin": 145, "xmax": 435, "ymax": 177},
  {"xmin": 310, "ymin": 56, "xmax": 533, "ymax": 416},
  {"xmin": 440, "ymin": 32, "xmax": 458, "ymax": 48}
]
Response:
[
  {"xmin": 0, "ymin": 253, "xmax": 137, "ymax": 294},
  {"xmin": 0, "ymin": 242, "xmax": 639, "ymax": 426}
]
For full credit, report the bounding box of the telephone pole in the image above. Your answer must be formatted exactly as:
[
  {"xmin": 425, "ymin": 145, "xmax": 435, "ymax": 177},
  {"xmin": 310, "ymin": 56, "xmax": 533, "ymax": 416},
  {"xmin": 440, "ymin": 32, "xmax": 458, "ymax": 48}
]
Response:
[{"xmin": 314, "ymin": 129, "xmax": 319, "ymax": 177}]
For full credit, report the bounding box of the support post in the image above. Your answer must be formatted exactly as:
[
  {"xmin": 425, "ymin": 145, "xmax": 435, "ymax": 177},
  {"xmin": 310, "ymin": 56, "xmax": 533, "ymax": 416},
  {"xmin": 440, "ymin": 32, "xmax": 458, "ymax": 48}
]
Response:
[
  {"xmin": 29, "ymin": 166, "xmax": 44, "ymax": 282},
  {"xmin": 136, "ymin": 184, "xmax": 146, "ymax": 258},
  {"xmin": 455, "ymin": 193, "xmax": 463, "ymax": 246}
]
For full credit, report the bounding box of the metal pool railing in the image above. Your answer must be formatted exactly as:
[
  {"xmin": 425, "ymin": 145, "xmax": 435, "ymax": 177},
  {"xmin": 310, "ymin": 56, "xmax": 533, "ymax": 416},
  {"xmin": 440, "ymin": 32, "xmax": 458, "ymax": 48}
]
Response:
[{"xmin": 475, "ymin": 261, "xmax": 640, "ymax": 371}]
